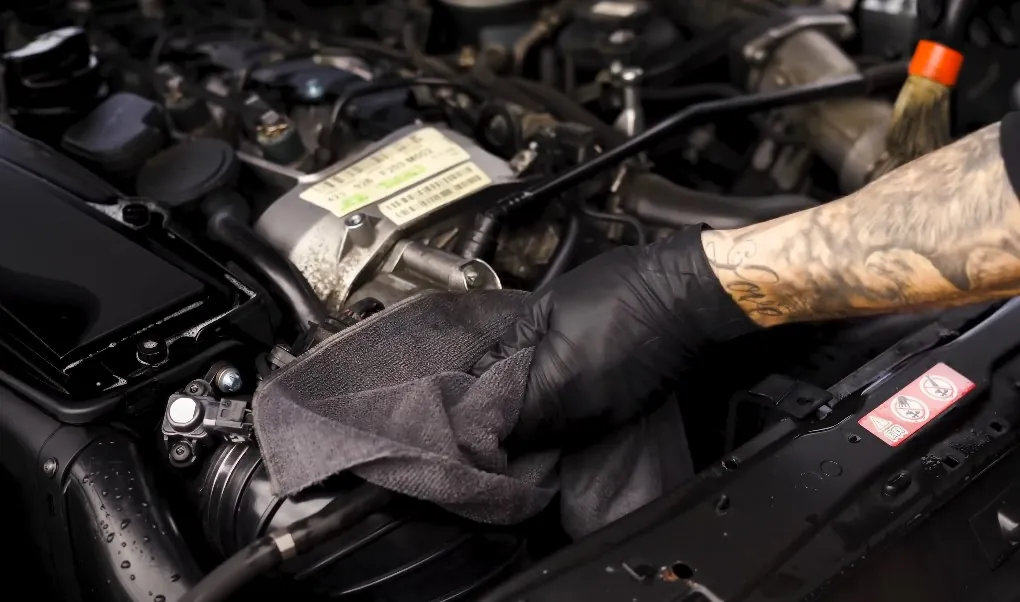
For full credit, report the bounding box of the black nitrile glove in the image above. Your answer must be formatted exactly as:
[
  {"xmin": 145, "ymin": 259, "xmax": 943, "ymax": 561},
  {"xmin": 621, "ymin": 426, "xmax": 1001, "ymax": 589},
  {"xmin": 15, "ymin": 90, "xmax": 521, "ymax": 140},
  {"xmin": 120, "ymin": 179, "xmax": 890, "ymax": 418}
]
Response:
[{"xmin": 473, "ymin": 226, "xmax": 759, "ymax": 452}]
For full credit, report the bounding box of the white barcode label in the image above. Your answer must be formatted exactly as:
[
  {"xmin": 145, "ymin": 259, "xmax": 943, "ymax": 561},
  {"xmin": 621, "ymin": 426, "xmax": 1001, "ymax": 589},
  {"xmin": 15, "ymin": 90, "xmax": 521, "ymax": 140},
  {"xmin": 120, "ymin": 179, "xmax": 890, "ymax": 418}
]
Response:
[
  {"xmin": 299, "ymin": 128, "xmax": 471, "ymax": 218},
  {"xmin": 378, "ymin": 162, "xmax": 491, "ymax": 225}
]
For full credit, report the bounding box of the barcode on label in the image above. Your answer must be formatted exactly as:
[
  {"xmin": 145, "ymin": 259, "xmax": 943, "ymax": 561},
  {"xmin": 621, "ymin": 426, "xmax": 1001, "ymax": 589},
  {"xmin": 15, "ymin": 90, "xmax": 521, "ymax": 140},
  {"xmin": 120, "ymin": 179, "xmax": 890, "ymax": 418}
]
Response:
[
  {"xmin": 298, "ymin": 127, "xmax": 471, "ymax": 217},
  {"xmin": 379, "ymin": 162, "xmax": 491, "ymax": 225}
]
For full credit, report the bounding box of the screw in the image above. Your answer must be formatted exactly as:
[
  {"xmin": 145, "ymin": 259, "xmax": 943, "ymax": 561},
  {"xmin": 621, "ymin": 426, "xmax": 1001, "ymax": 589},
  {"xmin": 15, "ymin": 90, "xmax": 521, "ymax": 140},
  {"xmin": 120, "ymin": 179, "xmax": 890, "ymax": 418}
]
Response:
[
  {"xmin": 42, "ymin": 458, "xmax": 58, "ymax": 478},
  {"xmin": 136, "ymin": 339, "xmax": 168, "ymax": 366},
  {"xmin": 215, "ymin": 367, "xmax": 243, "ymax": 394},
  {"xmin": 187, "ymin": 383, "xmax": 202, "ymax": 395},
  {"xmin": 169, "ymin": 442, "xmax": 192, "ymax": 464},
  {"xmin": 345, "ymin": 213, "xmax": 365, "ymax": 228}
]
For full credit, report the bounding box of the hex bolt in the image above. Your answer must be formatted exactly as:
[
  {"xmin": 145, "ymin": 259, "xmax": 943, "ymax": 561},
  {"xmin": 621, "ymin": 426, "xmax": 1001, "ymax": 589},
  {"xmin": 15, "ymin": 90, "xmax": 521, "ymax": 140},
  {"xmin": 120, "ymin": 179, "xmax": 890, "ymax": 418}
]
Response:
[
  {"xmin": 215, "ymin": 367, "xmax": 243, "ymax": 394},
  {"xmin": 345, "ymin": 213, "xmax": 375, "ymax": 247},
  {"xmin": 42, "ymin": 458, "xmax": 58, "ymax": 478},
  {"xmin": 169, "ymin": 442, "xmax": 193, "ymax": 464},
  {"xmin": 136, "ymin": 338, "xmax": 168, "ymax": 366}
]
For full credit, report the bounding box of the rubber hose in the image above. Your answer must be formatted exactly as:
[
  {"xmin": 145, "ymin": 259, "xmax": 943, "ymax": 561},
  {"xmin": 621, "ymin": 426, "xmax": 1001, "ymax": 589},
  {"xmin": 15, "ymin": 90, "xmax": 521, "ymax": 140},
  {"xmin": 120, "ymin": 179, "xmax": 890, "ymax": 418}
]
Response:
[
  {"xmin": 521, "ymin": 63, "xmax": 907, "ymax": 205},
  {"xmin": 535, "ymin": 213, "xmax": 581, "ymax": 290},
  {"xmin": 507, "ymin": 77, "xmax": 628, "ymax": 148},
  {"xmin": 203, "ymin": 194, "xmax": 327, "ymax": 333},
  {"xmin": 620, "ymin": 172, "xmax": 819, "ymax": 230},
  {"xmin": 180, "ymin": 485, "xmax": 392, "ymax": 602}
]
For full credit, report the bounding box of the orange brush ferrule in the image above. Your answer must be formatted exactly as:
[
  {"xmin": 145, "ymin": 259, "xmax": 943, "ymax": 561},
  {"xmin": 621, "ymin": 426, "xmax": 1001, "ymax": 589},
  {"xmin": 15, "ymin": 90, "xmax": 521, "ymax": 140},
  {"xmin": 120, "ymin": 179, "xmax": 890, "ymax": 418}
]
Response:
[{"xmin": 908, "ymin": 40, "xmax": 964, "ymax": 88}]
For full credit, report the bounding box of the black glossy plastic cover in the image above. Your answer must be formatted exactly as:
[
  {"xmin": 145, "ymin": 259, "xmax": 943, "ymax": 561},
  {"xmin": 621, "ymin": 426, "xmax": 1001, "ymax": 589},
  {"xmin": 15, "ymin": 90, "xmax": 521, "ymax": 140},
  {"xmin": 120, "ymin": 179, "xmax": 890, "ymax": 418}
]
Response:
[
  {"xmin": 0, "ymin": 138, "xmax": 204, "ymax": 360},
  {"xmin": 62, "ymin": 92, "xmax": 167, "ymax": 175},
  {"xmin": 137, "ymin": 138, "xmax": 239, "ymax": 207}
]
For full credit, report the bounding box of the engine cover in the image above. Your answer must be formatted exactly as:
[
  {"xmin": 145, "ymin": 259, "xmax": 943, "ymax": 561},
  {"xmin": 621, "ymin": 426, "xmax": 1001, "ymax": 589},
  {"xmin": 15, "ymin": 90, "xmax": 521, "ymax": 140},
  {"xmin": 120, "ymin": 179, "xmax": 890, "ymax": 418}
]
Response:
[
  {"xmin": 253, "ymin": 124, "xmax": 520, "ymax": 311},
  {"xmin": 0, "ymin": 124, "xmax": 260, "ymax": 420}
]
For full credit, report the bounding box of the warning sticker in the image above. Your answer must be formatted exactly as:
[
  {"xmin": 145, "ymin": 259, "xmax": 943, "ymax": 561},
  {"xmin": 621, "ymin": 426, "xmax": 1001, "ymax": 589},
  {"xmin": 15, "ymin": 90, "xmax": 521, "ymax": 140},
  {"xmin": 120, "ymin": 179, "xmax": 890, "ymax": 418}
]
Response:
[
  {"xmin": 859, "ymin": 362, "xmax": 975, "ymax": 446},
  {"xmin": 299, "ymin": 128, "xmax": 472, "ymax": 218},
  {"xmin": 378, "ymin": 162, "xmax": 491, "ymax": 225}
]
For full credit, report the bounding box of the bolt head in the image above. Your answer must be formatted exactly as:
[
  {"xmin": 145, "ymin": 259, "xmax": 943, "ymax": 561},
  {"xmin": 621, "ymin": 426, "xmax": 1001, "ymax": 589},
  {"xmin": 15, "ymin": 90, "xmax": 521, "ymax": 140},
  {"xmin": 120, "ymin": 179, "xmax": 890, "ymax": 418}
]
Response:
[
  {"xmin": 216, "ymin": 369, "xmax": 243, "ymax": 393},
  {"xmin": 345, "ymin": 213, "xmax": 365, "ymax": 227},
  {"xmin": 169, "ymin": 442, "xmax": 193, "ymax": 464},
  {"xmin": 42, "ymin": 458, "xmax": 58, "ymax": 478}
]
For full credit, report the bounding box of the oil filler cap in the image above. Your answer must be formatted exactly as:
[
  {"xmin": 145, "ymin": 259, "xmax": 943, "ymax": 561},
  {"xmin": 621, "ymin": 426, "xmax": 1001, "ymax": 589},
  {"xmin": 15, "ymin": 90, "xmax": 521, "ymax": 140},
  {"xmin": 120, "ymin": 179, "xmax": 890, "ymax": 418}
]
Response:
[{"xmin": 137, "ymin": 138, "xmax": 239, "ymax": 207}]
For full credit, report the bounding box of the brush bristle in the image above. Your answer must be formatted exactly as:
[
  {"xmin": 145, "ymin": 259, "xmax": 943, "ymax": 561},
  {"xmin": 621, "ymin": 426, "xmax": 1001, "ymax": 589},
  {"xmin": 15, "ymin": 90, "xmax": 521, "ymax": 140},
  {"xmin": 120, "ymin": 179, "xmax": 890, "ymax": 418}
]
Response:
[{"xmin": 872, "ymin": 75, "xmax": 952, "ymax": 178}]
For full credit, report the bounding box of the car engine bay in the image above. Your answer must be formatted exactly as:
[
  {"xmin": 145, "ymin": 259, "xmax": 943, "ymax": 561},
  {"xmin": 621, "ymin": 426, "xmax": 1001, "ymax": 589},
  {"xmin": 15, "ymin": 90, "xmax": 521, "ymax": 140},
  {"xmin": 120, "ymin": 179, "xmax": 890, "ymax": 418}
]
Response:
[{"xmin": 1, "ymin": 1, "xmax": 1018, "ymax": 601}]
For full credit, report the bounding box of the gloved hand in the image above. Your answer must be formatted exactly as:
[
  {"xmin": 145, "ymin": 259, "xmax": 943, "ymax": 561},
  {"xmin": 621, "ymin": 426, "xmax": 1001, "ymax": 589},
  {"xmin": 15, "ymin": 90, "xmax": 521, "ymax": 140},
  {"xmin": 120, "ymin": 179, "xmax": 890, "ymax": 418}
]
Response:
[{"xmin": 473, "ymin": 226, "xmax": 758, "ymax": 452}]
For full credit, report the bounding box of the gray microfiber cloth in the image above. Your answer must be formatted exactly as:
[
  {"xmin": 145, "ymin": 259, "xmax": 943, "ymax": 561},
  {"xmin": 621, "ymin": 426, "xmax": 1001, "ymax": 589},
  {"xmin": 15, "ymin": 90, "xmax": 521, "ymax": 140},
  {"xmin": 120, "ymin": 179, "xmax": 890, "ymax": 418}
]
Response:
[{"xmin": 253, "ymin": 290, "xmax": 692, "ymax": 538}]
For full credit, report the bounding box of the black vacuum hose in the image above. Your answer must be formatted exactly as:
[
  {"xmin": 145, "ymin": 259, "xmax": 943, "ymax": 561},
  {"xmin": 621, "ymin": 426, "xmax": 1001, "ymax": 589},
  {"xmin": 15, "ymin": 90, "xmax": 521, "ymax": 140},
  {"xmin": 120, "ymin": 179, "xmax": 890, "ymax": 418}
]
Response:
[
  {"xmin": 459, "ymin": 63, "xmax": 907, "ymax": 258},
  {"xmin": 535, "ymin": 213, "xmax": 581, "ymax": 290},
  {"xmin": 524, "ymin": 63, "xmax": 906, "ymax": 205},
  {"xmin": 202, "ymin": 192, "xmax": 327, "ymax": 334},
  {"xmin": 180, "ymin": 484, "xmax": 392, "ymax": 602},
  {"xmin": 619, "ymin": 172, "xmax": 819, "ymax": 230}
]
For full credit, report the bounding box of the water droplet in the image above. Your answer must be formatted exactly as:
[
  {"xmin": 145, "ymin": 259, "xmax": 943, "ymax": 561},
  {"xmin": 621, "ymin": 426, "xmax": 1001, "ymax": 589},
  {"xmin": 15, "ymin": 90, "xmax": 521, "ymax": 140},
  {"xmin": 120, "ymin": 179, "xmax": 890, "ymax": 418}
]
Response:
[
  {"xmin": 106, "ymin": 533, "xmax": 115, "ymax": 543},
  {"xmin": 115, "ymin": 495, "xmax": 122, "ymax": 500},
  {"xmin": 121, "ymin": 561, "xmax": 131, "ymax": 569},
  {"xmin": 121, "ymin": 542, "xmax": 127, "ymax": 548},
  {"xmin": 170, "ymin": 574, "xmax": 180, "ymax": 582},
  {"xmin": 128, "ymin": 487, "xmax": 133, "ymax": 491},
  {"xmin": 130, "ymin": 575, "xmax": 136, "ymax": 581},
  {"xmin": 155, "ymin": 596, "xmax": 166, "ymax": 602},
  {"xmin": 102, "ymin": 491, "xmax": 108, "ymax": 497},
  {"xmin": 82, "ymin": 477, "xmax": 89, "ymax": 484},
  {"xmin": 121, "ymin": 519, "xmax": 131, "ymax": 529},
  {"xmin": 141, "ymin": 502, "xmax": 149, "ymax": 508},
  {"xmin": 143, "ymin": 536, "xmax": 150, "ymax": 543}
]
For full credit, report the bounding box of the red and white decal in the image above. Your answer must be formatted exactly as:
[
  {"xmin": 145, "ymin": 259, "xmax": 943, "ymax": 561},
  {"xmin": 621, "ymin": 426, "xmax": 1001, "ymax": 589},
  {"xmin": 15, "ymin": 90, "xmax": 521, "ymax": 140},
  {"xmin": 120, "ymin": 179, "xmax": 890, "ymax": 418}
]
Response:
[{"xmin": 858, "ymin": 362, "xmax": 976, "ymax": 446}]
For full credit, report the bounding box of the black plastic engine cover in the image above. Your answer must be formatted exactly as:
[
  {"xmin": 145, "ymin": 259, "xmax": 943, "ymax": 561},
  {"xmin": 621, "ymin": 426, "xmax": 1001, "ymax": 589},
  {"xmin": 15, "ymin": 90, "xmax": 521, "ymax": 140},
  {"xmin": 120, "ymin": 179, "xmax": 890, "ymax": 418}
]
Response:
[{"xmin": 0, "ymin": 124, "xmax": 263, "ymax": 423}]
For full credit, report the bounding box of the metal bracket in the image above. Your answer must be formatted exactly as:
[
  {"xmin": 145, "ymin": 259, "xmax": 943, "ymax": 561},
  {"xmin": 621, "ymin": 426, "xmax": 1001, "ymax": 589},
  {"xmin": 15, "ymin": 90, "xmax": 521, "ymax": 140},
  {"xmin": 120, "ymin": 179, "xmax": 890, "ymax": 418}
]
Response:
[{"xmin": 742, "ymin": 10, "xmax": 856, "ymax": 65}]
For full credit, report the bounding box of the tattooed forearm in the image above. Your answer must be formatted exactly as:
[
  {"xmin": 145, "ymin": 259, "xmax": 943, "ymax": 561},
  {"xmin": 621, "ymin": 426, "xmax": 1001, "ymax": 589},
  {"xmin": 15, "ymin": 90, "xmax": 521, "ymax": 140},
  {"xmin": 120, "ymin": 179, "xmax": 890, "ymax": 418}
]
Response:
[{"xmin": 702, "ymin": 122, "xmax": 1020, "ymax": 326}]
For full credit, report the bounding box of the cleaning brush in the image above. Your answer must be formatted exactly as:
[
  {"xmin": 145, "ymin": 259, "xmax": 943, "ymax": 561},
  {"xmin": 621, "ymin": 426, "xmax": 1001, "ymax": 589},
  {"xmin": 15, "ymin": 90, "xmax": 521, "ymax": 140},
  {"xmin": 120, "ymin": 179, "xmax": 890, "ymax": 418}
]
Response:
[{"xmin": 873, "ymin": 0, "xmax": 980, "ymax": 178}]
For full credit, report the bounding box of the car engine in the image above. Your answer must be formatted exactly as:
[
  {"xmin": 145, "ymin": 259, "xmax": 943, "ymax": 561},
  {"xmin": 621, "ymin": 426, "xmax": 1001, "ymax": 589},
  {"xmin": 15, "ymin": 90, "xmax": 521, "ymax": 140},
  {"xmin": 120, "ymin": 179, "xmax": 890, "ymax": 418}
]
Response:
[{"xmin": 1, "ymin": 1, "xmax": 1017, "ymax": 601}]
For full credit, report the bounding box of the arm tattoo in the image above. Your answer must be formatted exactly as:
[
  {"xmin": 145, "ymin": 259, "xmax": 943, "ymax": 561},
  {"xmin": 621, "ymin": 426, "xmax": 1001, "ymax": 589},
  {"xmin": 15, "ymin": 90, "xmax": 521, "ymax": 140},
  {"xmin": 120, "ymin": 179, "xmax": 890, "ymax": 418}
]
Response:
[{"xmin": 703, "ymin": 123, "xmax": 1020, "ymax": 326}]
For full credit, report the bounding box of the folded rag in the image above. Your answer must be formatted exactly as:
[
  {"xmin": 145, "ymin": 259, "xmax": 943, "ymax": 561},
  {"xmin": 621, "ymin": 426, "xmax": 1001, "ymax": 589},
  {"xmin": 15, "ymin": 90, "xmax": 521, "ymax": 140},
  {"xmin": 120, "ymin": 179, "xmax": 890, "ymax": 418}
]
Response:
[{"xmin": 253, "ymin": 289, "xmax": 692, "ymax": 537}]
